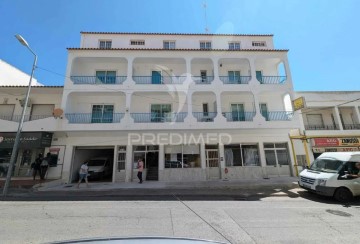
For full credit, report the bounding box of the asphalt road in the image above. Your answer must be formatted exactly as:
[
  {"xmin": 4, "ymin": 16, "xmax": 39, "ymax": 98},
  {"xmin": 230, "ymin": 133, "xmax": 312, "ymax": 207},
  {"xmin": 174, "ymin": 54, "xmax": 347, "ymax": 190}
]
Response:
[{"xmin": 1, "ymin": 188, "xmax": 359, "ymax": 244}]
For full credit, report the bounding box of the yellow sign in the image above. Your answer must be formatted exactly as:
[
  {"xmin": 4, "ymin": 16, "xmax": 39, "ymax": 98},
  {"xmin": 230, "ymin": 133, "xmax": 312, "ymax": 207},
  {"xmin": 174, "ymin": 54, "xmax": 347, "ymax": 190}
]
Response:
[
  {"xmin": 339, "ymin": 138, "xmax": 360, "ymax": 147},
  {"xmin": 292, "ymin": 97, "xmax": 306, "ymax": 111}
]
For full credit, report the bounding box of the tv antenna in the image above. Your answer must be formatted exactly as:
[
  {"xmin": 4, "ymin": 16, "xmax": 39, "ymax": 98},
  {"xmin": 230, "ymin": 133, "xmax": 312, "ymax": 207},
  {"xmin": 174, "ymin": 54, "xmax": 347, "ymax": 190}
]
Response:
[{"xmin": 203, "ymin": 1, "xmax": 209, "ymax": 33}]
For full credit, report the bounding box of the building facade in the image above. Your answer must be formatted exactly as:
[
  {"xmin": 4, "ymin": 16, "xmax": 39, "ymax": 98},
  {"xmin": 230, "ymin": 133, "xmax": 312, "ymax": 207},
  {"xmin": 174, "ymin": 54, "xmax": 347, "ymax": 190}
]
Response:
[{"xmin": 1, "ymin": 32, "xmax": 301, "ymax": 183}]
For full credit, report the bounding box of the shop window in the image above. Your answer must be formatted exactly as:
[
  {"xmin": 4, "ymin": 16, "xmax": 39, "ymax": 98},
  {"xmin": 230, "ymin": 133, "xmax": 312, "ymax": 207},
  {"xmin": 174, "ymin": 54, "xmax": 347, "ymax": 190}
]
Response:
[
  {"xmin": 0, "ymin": 104, "xmax": 15, "ymax": 120},
  {"xmin": 21, "ymin": 150, "xmax": 33, "ymax": 166},
  {"xmin": 30, "ymin": 104, "xmax": 55, "ymax": 120},
  {"xmin": 264, "ymin": 143, "xmax": 290, "ymax": 166},
  {"xmin": 117, "ymin": 146, "xmax": 126, "ymax": 171},
  {"xmin": 165, "ymin": 145, "xmax": 200, "ymax": 168},
  {"xmin": 0, "ymin": 149, "xmax": 12, "ymax": 177},
  {"xmin": 224, "ymin": 144, "xmax": 260, "ymax": 166}
]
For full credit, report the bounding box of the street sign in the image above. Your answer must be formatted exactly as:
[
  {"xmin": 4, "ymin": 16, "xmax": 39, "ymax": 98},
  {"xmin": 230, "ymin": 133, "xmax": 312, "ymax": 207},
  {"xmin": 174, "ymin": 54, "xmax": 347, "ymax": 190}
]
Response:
[{"xmin": 292, "ymin": 97, "xmax": 306, "ymax": 111}]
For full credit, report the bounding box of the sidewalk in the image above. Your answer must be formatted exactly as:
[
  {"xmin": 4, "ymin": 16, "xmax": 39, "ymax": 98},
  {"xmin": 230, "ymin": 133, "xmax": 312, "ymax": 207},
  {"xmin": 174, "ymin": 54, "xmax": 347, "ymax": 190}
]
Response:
[{"xmin": 36, "ymin": 176, "xmax": 300, "ymax": 192}]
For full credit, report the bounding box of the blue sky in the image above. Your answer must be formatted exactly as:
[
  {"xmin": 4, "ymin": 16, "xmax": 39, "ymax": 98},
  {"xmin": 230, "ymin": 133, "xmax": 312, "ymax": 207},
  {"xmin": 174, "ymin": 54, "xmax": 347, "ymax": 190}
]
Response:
[{"xmin": 0, "ymin": 0, "xmax": 359, "ymax": 91}]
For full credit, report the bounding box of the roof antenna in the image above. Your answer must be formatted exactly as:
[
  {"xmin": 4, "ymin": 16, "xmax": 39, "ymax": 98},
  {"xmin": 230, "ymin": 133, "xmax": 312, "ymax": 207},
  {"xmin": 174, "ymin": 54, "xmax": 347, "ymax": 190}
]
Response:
[{"xmin": 203, "ymin": 1, "xmax": 209, "ymax": 33}]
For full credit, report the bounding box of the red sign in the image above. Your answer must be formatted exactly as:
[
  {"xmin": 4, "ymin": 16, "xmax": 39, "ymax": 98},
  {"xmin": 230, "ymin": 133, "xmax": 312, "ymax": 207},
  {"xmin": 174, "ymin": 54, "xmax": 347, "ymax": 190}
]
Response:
[{"xmin": 313, "ymin": 138, "xmax": 339, "ymax": 147}]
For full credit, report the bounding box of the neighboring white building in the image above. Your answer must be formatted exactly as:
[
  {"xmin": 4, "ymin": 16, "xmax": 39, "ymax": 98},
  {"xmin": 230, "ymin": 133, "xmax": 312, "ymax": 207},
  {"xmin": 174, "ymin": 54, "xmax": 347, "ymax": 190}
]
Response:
[
  {"xmin": 1, "ymin": 32, "xmax": 300, "ymax": 183},
  {"xmin": 0, "ymin": 59, "xmax": 42, "ymax": 86},
  {"xmin": 295, "ymin": 91, "xmax": 360, "ymax": 164}
]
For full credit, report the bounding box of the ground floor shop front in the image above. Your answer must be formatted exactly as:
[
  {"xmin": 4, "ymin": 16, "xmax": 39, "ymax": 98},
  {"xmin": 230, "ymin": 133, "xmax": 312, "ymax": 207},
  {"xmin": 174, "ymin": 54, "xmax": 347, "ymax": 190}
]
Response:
[{"xmin": 54, "ymin": 130, "xmax": 296, "ymax": 183}]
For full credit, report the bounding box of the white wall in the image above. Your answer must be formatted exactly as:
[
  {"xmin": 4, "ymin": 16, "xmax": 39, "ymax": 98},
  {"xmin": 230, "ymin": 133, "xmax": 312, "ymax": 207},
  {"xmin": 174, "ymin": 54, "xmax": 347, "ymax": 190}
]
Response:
[
  {"xmin": 71, "ymin": 57, "xmax": 127, "ymax": 76},
  {"xmin": 133, "ymin": 58, "xmax": 186, "ymax": 76},
  {"xmin": 0, "ymin": 59, "xmax": 42, "ymax": 86},
  {"xmin": 130, "ymin": 93, "xmax": 187, "ymax": 113},
  {"xmin": 220, "ymin": 92, "xmax": 254, "ymax": 112},
  {"xmin": 192, "ymin": 93, "xmax": 216, "ymax": 112}
]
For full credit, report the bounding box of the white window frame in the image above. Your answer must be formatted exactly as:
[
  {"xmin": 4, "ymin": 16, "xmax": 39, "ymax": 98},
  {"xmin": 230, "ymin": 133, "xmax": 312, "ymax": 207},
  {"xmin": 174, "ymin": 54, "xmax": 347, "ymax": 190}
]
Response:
[
  {"xmin": 228, "ymin": 42, "xmax": 241, "ymax": 50},
  {"xmin": 163, "ymin": 41, "xmax": 176, "ymax": 49},
  {"xmin": 252, "ymin": 41, "xmax": 266, "ymax": 47},
  {"xmin": 130, "ymin": 40, "xmax": 145, "ymax": 45},
  {"xmin": 99, "ymin": 40, "xmax": 112, "ymax": 49},
  {"xmin": 200, "ymin": 41, "xmax": 212, "ymax": 49}
]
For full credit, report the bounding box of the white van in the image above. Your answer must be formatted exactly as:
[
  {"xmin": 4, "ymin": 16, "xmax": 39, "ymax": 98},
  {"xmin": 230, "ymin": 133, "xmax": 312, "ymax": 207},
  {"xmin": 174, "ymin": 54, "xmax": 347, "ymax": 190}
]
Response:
[
  {"xmin": 87, "ymin": 157, "xmax": 113, "ymax": 180},
  {"xmin": 299, "ymin": 152, "xmax": 360, "ymax": 202}
]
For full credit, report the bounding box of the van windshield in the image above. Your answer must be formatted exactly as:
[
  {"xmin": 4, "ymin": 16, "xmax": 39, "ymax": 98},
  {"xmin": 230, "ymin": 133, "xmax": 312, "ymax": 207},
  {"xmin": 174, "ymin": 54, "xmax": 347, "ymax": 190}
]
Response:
[
  {"xmin": 309, "ymin": 158, "xmax": 344, "ymax": 173},
  {"xmin": 87, "ymin": 160, "xmax": 105, "ymax": 166}
]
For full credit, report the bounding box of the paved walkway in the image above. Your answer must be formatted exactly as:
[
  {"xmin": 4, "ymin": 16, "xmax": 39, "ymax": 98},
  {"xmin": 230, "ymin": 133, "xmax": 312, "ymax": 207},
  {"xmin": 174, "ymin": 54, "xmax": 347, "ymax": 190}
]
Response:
[{"xmin": 36, "ymin": 176, "xmax": 299, "ymax": 192}]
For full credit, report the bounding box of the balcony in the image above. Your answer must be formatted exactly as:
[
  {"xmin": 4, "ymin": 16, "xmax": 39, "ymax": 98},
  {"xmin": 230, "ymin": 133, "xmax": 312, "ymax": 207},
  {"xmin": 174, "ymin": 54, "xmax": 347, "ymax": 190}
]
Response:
[
  {"xmin": 257, "ymin": 76, "xmax": 287, "ymax": 84},
  {"xmin": 65, "ymin": 113, "xmax": 124, "ymax": 123},
  {"xmin": 193, "ymin": 112, "xmax": 217, "ymax": 122},
  {"xmin": 70, "ymin": 76, "xmax": 127, "ymax": 85},
  {"xmin": 343, "ymin": 124, "xmax": 360, "ymax": 130},
  {"xmin": 305, "ymin": 124, "xmax": 339, "ymax": 130},
  {"xmin": 192, "ymin": 76, "xmax": 214, "ymax": 84},
  {"xmin": 0, "ymin": 114, "xmax": 53, "ymax": 122},
  {"xmin": 130, "ymin": 112, "xmax": 187, "ymax": 123},
  {"xmin": 262, "ymin": 111, "xmax": 293, "ymax": 121},
  {"xmin": 219, "ymin": 76, "xmax": 251, "ymax": 84},
  {"xmin": 222, "ymin": 112, "xmax": 255, "ymax": 122},
  {"xmin": 132, "ymin": 76, "xmax": 186, "ymax": 84}
]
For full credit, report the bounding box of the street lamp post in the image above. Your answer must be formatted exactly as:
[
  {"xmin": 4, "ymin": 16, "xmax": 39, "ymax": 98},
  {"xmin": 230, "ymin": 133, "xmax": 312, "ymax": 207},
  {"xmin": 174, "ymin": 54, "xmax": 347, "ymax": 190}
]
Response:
[{"xmin": 2, "ymin": 35, "xmax": 37, "ymax": 197}]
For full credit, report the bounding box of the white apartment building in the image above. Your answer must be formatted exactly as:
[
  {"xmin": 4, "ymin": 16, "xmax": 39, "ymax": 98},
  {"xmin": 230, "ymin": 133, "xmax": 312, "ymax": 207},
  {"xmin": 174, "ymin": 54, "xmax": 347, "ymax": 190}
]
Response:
[
  {"xmin": 295, "ymin": 91, "xmax": 360, "ymax": 164},
  {"xmin": 1, "ymin": 32, "xmax": 301, "ymax": 183}
]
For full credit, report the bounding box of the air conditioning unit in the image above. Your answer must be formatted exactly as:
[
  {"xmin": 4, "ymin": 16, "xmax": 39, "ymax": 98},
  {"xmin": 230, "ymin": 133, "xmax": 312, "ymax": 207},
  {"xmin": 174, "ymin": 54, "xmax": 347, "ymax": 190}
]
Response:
[{"xmin": 19, "ymin": 98, "xmax": 32, "ymax": 107}]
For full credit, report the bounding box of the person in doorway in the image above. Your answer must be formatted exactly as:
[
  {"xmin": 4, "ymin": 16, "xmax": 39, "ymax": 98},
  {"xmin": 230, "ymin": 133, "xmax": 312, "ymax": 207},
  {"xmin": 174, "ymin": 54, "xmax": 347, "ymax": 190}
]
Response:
[
  {"xmin": 137, "ymin": 158, "xmax": 144, "ymax": 184},
  {"xmin": 77, "ymin": 161, "xmax": 89, "ymax": 188},
  {"xmin": 40, "ymin": 152, "xmax": 50, "ymax": 180},
  {"xmin": 31, "ymin": 153, "xmax": 42, "ymax": 180}
]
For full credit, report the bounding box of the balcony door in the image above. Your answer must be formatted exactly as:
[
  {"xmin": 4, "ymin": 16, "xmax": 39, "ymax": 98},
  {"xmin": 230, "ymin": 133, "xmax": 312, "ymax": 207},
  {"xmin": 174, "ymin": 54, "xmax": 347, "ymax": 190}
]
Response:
[
  {"xmin": 228, "ymin": 71, "xmax": 240, "ymax": 83},
  {"xmin": 256, "ymin": 70, "xmax": 263, "ymax": 83},
  {"xmin": 96, "ymin": 71, "xmax": 116, "ymax": 84},
  {"xmin": 91, "ymin": 105, "xmax": 114, "ymax": 123},
  {"xmin": 151, "ymin": 71, "xmax": 162, "ymax": 84},
  {"xmin": 231, "ymin": 104, "xmax": 245, "ymax": 121},
  {"xmin": 260, "ymin": 103, "xmax": 269, "ymax": 121},
  {"xmin": 200, "ymin": 70, "xmax": 207, "ymax": 83},
  {"xmin": 151, "ymin": 104, "xmax": 171, "ymax": 122}
]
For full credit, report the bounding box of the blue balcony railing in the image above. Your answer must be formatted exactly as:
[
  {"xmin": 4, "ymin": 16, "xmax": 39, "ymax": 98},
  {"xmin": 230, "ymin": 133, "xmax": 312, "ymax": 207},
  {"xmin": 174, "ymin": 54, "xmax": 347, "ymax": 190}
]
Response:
[
  {"xmin": 219, "ymin": 76, "xmax": 251, "ymax": 84},
  {"xmin": 257, "ymin": 76, "xmax": 287, "ymax": 84},
  {"xmin": 70, "ymin": 76, "xmax": 126, "ymax": 84},
  {"xmin": 65, "ymin": 113, "xmax": 124, "ymax": 124},
  {"xmin": 132, "ymin": 76, "xmax": 186, "ymax": 84},
  {"xmin": 261, "ymin": 111, "xmax": 293, "ymax": 121},
  {"xmin": 192, "ymin": 76, "xmax": 214, "ymax": 84},
  {"xmin": 192, "ymin": 112, "xmax": 217, "ymax": 122},
  {"xmin": 0, "ymin": 114, "xmax": 53, "ymax": 122},
  {"xmin": 305, "ymin": 124, "xmax": 340, "ymax": 130},
  {"xmin": 131, "ymin": 112, "xmax": 187, "ymax": 123},
  {"xmin": 222, "ymin": 112, "xmax": 255, "ymax": 122}
]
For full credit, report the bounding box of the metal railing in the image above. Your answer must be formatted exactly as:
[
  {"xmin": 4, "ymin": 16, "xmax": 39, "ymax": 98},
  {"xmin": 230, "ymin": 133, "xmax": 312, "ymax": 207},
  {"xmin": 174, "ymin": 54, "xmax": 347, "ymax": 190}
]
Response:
[
  {"xmin": 130, "ymin": 112, "xmax": 187, "ymax": 123},
  {"xmin": 192, "ymin": 112, "xmax": 217, "ymax": 122},
  {"xmin": 0, "ymin": 114, "xmax": 53, "ymax": 122},
  {"xmin": 192, "ymin": 76, "xmax": 214, "ymax": 84},
  {"xmin": 305, "ymin": 124, "xmax": 339, "ymax": 130},
  {"xmin": 222, "ymin": 112, "xmax": 255, "ymax": 121},
  {"xmin": 65, "ymin": 113, "xmax": 124, "ymax": 123},
  {"xmin": 257, "ymin": 76, "xmax": 287, "ymax": 84},
  {"xmin": 132, "ymin": 76, "xmax": 186, "ymax": 84},
  {"xmin": 70, "ymin": 76, "xmax": 127, "ymax": 84},
  {"xmin": 219, "ymin": 76, "xmax": 251, "ymax": 84},
  {"xmin": 261, "ymin": 111, "xmax": 294, "ymax": 121},
  {"xmin": 343, "ymin": 124, "xmax": 360, "ymax": 130}
]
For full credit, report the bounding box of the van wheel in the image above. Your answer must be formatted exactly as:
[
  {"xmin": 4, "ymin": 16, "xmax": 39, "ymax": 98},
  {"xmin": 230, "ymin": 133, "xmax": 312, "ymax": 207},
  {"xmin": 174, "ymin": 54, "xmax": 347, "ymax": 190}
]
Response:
[{"xmin": 334, "ymin": 187, "xmax": 353, "ymax": 203}]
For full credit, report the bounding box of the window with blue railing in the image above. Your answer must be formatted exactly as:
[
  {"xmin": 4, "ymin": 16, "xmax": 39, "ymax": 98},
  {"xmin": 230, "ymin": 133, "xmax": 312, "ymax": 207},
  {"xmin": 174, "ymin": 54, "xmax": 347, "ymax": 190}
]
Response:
[
  {"xmin": 91, "ymin": 105, "xmax": 114, "ymax": 123},
  {"xmin": 96, "ymin": 71, "xmax": 116, "ymax": 84},
  {"xmin": 151, "ymin": 104, "xmax": 172, "ymax": 122}
]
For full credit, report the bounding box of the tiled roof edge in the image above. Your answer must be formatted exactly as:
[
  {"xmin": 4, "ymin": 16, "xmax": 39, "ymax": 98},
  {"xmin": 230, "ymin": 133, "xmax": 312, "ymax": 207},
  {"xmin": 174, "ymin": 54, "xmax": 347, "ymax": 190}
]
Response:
[
  {"xmin": 80, "ymin": 31, "xmax": 274, "ymax": 36},
  {"xmin": 67, "ymin": 48, "xmax": 288, "ymax": 52}
]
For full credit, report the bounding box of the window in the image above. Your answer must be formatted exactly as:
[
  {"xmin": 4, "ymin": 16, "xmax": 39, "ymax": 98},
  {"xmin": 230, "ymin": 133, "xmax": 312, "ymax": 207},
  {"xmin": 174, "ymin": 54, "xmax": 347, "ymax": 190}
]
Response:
[
  {"xmin": 200, "ymin": 41, "xmax": 212, "ymax": 49},
  {"xmin": 99, "ymin": 40, "xmax": 112, "ymax": 49},
  {"xmin": 224, "ymin": 144, "xmax": 260, "ymax": 166},
  {"xmin": 165, "ymin": 145, "xmax": 201, "ymax": 168},
  {"xmin": 151, "ymin": 104, "xmax": 171, "ymax": 122},
  {"xmin": 117, "ymin": 146, "xmax": 126, "ymax": 171},
  {"xmin": 163, "ymin": 41, "xmax": 175, "ymax": 49},
  {"xmin": 256, "ymin": 70, "xmax": 263, "ymax": 82},
  {"xmin": 231, "ymin": 104, "xmax": 245, "ymax": 121},
  {"xmin": 260, "ymin": 103, "xmax": 269, "ymax": 121},
  {"xmin": 200, "ymin": 70, "xmax": 207, "ymax": 83},
  {"xmin": 306, "ymin": 114, "xmax": 324, "ymax": 129},
  {"xmin": 0, "ymin": 104, "xmax": 15, "ymax": 120},
  {"xmin": 228, "ymin": 71, "xmax": 241, "ymax": 83},
  {"xmin": 30, "ymin": 104, "xmax": 55, "ymax": 120},
  {"xmin": 228, "ymin": 42, "xmax": 240, "ymax": 50},
  {"xmin": 130, "ymin": 40, "xmax": 145, "ymax": 45},
  {"xmin": 202, "ymin": 103, "xmax": 209, "ymax": 117},
  {"xmin": 96, "ymin": 71, "xmax": 116, "ymax": 84},
  {"xmin": 252, "ymin": 41, "xmax": 266, "ymax": 47},
  {"xmin": 264, "ymin": 143, "xmax": 290, "ymax": 166},
  {"xmin": 91, "ymin": 105, "xmax": 114, "ymax": 123},
  {"xmin": 21, "ymin": 150, "xmax": 33, "ymax": 166}
]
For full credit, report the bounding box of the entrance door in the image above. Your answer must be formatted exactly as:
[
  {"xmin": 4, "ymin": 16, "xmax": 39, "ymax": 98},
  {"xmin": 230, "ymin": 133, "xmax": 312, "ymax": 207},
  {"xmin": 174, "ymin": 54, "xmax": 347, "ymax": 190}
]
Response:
[
  {"xmin": 152, "ymin": 71, "xmax": 162, "ymax": 84},
  {"xmin": 206, "ymin": 149, "xmax": 220, "ymax": 179},
  {"xmin": 264, "ymin": 143, "xmax": 291, "ymax": 176}
]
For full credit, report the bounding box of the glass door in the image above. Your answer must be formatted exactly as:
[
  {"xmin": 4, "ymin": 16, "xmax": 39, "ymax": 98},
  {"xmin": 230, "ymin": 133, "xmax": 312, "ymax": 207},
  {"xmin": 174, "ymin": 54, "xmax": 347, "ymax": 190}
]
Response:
[
  {"xmin": 151, "ymin": 104, "xmax": 171, "ymax": 122},
  {"xmin": 256, "ymin": 70, "xmax": 263, "ymax": 83},
  {"xmin": 228, "ymin": 71, "xmax": 240, "ymax": 83},
  {"xmin": 151, "ymin": 71, "xmax": 162, "ymax": 84},
  {"xmin": 260, "ymin": 103, "xmax": 269, "ymax": 121},
  {"xmin": 91, "ymin": 105, "xmax": 114, "ymax": 123},
  {"xmin": 231, "ymin": 104, "xmax": 245, "ymax": 121}
]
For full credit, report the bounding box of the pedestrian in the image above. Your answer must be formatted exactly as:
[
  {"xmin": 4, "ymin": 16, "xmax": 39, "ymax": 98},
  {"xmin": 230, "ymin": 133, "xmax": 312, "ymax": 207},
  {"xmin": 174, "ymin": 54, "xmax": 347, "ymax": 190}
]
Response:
[
  {"xmin": 77, "ymin": 161, "xmax": 89, "ymax": 188},
  {"xmin": 137, "ymin": 158, "xmax": 144, "ymax": 184},
  {"xmin": 31, "ymin": 153, "xmax": 42, "ymax": 180},
  {"xmin": 40, "ymin": 152, "xmax": 50, "ymax": 180}
]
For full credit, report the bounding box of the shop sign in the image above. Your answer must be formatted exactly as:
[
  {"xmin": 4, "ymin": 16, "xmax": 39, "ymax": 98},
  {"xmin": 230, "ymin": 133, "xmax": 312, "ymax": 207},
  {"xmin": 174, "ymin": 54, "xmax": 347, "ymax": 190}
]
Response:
[
  {"xmin": 313, "ymin": 138, "xmax": 360, "ymax": 147},
  {"xmin": 313, "ymin": 147, "xmax": 360, "ymax": 153},
  {"xmin": 0, "ymin": 132, "xmax": 53, "ymax": 149},
  {"xmin": 292, "ymin": 96, "xmax": 306, "ymax": 111}
]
